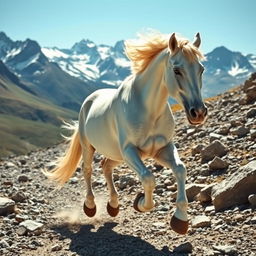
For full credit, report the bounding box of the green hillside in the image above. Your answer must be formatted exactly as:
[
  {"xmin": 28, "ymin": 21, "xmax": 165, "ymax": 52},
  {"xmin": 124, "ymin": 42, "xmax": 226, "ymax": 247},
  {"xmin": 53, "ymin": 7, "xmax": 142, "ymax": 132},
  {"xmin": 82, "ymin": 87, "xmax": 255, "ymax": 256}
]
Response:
[{"xmin": 0, "ymin": 62, "xmax": 78, "ymax": 158}]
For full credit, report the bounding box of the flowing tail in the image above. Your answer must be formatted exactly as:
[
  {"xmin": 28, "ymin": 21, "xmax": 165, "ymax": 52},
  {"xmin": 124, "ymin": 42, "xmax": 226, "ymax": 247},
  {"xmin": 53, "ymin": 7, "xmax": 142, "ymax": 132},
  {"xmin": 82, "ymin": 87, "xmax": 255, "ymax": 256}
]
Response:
[{"xmin": 44, "ymin": 122, "xmax": 82, "ymax": 185}]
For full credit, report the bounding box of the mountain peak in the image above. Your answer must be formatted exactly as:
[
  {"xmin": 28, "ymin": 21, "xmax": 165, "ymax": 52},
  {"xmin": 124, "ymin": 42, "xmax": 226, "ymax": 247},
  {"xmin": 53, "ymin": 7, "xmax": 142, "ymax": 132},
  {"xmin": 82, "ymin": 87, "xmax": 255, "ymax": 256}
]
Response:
[
  {"xmin": 210, "ymin": 46, "xmax": 232, "ymax": 55},
  {"xmin": 71, "ymin": 39, "xmax": 96, "ymax": 54}
]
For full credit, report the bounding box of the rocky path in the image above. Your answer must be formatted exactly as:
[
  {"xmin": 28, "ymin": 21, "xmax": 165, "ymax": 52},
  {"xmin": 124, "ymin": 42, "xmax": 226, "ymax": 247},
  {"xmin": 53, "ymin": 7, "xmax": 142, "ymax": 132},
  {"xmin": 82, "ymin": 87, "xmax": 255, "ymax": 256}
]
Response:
[{"xmin": 0, "ymin": 74, "xmax": 256, "ymax": 256}]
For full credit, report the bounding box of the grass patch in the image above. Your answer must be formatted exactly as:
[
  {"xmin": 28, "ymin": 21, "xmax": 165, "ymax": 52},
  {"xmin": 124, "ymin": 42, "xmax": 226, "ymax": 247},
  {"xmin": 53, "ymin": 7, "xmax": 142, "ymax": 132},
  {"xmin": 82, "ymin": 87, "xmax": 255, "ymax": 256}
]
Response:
[{"xmin": 0, "ymin": 114, "xmax": 64, "ymax": 158}]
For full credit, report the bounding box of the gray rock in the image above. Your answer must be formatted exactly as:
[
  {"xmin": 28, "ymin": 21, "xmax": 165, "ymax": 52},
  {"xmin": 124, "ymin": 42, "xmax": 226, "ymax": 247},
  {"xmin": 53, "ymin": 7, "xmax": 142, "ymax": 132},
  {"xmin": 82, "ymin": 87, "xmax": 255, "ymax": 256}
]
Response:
[
  {"xmin": 212, "ymin": 245, "xmax": 238, "ymax": 256},
  {"xmin": 246, "ymin": 108, "xmax": 256, "ymax": 118},
  {"xmin": 230, "ymin": 126, "xmax": 250, "ymax": 137},
  {"xmin": 70, "ymin": 177, "xmax": 79, "ymax": 184},
  {"xmin": 250, "ymin": 129, "xmax": 256, "ymax": 139},
  {"xmin": 5, "ymin": 162, "xmax": 16, "ymax": 168},
  {"xmin": 209, "ymin": 133, "xmax": 223, "ymax": 142},
  {"xmin": 152, "ymin": 222, "xmax": 165, "ymax": 229},
  {"xmin": 187, "ymin": 128, "xmax": 196, "ymax": 136},
  {"xmin": 51, "ymin": 244, "xmax": 62, "ymax": 251},
  {"xmin": 173, "ymin": 183, "xmax": 205, "ymax": 202},
  {"xmin": 0, "ymin": 197, "xmax": 15, "ymax": 216},
  {"xmin": 173, "ymin": 242, "xmax": 193, "ymax": 253},
  {"xmin": 16, "ymin": 226, "xmax": 27, "ymax": 236},
  {"xmin": 11, "ymin": 191, "xmax": 27, "ymax": 203},
  {"xmin": 246, "ymin": 85, "xmax": 256, "ymax": 103},
  {"xmin": 217, "ymin": 124, "xmax": 231, "ymax": 135},
  {"xmin": 192, "ymin": 215, "xmax": 211, "ymax": 228},
  {"xmin": 18, "ymin": 175, "xmax": 29, "ymax": 182},
  {"xmin": 197, "ymin": 183, "xmax": 215, "ymax": 203},
  {"xmin": 248, "ymin": 194, "xmax": 256, "ymax": 207},
  {"xmin": 251, "ymin": 216, "xmax": 256, "ymax": 224},
  {"xmin": 191, "ymin": 144, "xmax": 204, "ymax": 156},
  {"xmin": 0, "ymin": 239, "xmax": 9, "ymax": 248},
  {"xmin": 209, "ymin": 156, "xmax": 229, "ymax": 171},
  {"xmin": 201, "ymin": 140, "xmax": 228, "ymax": 163},
  {"xmin": 212, "ymin": 161, "xmax": 256, "ymax": 211},
  {"xmin": 205, "ymin": 205, "xmax": 215, "ymax": 213},
  {"xmin": 20, "ymin": 220, "xmax": 44, "ymax": 234}
]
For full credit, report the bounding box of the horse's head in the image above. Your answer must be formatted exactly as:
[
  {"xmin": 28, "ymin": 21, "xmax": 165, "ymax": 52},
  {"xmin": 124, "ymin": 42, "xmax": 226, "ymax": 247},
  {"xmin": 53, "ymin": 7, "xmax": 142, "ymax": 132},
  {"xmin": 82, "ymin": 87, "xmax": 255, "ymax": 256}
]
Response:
[{"xmin": 165, "ymin": 33, "xmax": 207, "ymax": 125}]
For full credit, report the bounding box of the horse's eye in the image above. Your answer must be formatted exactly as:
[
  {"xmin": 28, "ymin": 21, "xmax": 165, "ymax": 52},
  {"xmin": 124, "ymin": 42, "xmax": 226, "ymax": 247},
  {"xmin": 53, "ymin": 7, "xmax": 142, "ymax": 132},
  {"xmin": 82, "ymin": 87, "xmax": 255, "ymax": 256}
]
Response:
[{"xmin": 173, "ymin": 68, "xmax": 182, "ymax": 76}]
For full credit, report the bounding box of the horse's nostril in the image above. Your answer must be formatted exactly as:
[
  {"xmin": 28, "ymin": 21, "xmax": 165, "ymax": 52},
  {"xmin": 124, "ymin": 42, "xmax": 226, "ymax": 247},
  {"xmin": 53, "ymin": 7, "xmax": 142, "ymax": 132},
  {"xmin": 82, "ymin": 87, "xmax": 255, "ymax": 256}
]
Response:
[{"xmin": 190, "ymin": 108, "xmax": 197, "ymax": 118}]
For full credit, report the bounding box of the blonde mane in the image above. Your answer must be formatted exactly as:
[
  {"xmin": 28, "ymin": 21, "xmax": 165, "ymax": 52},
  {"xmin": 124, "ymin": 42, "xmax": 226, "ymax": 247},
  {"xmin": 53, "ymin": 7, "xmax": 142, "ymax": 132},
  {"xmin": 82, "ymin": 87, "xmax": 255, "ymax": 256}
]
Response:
[{"xmin": 125, "ymin": 31, "xmax": 204, "ymax": 74}]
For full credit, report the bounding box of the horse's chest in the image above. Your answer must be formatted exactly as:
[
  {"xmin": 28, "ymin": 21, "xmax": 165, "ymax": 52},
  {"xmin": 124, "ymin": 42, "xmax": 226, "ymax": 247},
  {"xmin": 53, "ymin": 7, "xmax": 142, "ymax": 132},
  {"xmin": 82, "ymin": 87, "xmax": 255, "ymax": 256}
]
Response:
[{"xmin": 138, "ymin": 135, "xmax": 168, "ymax": 156}]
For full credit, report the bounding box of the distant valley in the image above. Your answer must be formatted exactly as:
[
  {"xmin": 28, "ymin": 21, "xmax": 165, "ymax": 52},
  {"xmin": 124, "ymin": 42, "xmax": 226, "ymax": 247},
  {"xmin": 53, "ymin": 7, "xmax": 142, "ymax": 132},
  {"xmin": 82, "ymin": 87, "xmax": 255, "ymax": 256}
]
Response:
[{"xmin": 0, "ymin": 31, "xmax": 255, "ymax": 157}]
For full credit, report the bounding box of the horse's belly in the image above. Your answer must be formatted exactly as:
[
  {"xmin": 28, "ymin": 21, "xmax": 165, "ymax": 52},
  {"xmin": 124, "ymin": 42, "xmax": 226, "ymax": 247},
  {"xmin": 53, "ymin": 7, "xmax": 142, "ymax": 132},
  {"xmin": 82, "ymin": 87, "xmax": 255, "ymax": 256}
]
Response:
[{"xmin": 84, "ymin": 119, "xmax": 123, "ymax": 161}]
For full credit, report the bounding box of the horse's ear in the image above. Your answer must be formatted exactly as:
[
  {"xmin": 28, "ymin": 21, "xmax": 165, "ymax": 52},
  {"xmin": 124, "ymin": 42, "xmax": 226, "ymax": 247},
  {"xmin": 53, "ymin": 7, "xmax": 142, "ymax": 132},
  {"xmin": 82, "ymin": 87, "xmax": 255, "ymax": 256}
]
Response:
[
  {"xmin": 169, "ymin": 33, "xmax": 178, "ymax": 52},
  {"xmin": 193, "ymin": 32, "xmax": 201, "ymax": 48}
]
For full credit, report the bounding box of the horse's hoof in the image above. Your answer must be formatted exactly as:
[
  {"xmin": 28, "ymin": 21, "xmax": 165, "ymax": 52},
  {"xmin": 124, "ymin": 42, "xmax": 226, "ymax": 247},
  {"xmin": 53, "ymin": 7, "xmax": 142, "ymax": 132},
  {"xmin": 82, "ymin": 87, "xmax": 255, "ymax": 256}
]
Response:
[
  {"xmin": 133, "ymin": 192, "xmax": 144, "ymax": 212},
  {"xmin": 170, "ymin": 215, "xmax": 189, "ymax": 235},
  {"xmin": 107, "ymin": 202, "xmax": 119, "ymax": 217},
  {"xmin": 83, "ymin": 203, "xmax": 96, "ymax": 217}
]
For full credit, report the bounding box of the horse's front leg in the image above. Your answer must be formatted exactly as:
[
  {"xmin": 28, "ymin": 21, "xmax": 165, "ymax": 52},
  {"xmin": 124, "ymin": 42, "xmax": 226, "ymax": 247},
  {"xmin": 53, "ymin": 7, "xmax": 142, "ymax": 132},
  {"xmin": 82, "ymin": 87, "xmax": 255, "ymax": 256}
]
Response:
[
  {"xmin": 122, "ymin": 144, "xmax": 155, "ymax": 212},
  {"xmin": 155, "ymin": 142, "xmax": 189, "ymax": 235}
]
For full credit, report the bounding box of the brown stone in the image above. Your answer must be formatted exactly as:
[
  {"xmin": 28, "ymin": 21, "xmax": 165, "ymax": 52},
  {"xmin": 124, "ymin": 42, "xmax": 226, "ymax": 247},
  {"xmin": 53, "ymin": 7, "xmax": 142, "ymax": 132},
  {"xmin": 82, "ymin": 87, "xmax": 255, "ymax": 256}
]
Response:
[{"xmin": 212, "ymin": 161, "xmax": 256, "ymax": 211}]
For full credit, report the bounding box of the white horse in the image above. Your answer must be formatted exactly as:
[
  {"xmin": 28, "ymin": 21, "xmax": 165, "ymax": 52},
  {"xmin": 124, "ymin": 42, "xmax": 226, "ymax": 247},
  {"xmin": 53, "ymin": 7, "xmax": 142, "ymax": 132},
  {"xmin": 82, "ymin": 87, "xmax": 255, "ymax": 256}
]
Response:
[{"xmin": 45, "ymin": 32, "xmax": 207, "ymax": 235}]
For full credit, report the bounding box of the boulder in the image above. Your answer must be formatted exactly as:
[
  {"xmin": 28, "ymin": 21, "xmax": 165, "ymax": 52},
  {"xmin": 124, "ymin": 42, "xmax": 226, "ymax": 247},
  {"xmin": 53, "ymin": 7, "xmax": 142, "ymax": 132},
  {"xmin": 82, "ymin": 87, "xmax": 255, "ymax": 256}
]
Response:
[
  {"xmin": 248, "ymin": 194, "xmax": 256, "ymax": 207},
  {"xmin": 212, "ymin": 161, "xmax": 256, "ymax": 211},
  {"xmin": 197, "ymin": 183, "xmax": 216, "ymax": 203},
  {"xmin": 246, "ymin": 108, "xmax": 256, "ymax": 118},
  {"xmin": 209, "ymin": 156, "xmax": 229, "ymax": 171},
  {"xmin": 20, "ymin": 220, "xmax": 44, "ymax": 234},
  {"xmin": 230, "ymin": 126, "xmax": 250, "ymax": 137},
  {"xmin": 201, "ymin": 140, "xmax": 228, "ymax": 163},
  {"xmin": 212, "ymin": 245, "xmax": 238, "ymax": 256},
  {"xmin": 191, "ymin": 215, "xmax": 211, "ymax": 228},
  {"xmin": 0, "ymin": 197, "xmax": 15, "ymax": 216},
  {"xmin": 173, "ymin": 183, "xmax": 205, "ymax": 202}
]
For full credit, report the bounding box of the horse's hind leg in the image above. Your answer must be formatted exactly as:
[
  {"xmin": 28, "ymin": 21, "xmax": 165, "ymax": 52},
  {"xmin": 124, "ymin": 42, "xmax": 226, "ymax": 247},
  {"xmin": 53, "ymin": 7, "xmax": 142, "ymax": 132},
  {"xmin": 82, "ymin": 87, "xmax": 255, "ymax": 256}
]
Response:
[
  {"xmin": 82, "ymin": 143, "xmax": 96, "ymax": 217},
  {"xmin": 101, "ymin": 158, "xmax": 120, "ymax": 217}
]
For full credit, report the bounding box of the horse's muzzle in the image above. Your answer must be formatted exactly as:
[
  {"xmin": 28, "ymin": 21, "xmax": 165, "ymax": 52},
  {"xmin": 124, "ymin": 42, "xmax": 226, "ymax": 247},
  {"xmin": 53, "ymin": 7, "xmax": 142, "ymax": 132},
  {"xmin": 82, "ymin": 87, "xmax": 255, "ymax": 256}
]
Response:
[{"xmin": 187, "ymin": 106, "xmax": 208, "ymax": 125}]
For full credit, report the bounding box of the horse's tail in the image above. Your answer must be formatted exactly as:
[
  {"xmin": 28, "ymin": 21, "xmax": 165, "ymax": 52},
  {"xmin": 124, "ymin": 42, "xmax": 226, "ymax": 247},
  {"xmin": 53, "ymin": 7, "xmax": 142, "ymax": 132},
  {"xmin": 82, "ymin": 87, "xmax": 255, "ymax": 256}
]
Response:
[{"xmin": 44, "ymin": 121, "xmax": 82, "ymax": 185}]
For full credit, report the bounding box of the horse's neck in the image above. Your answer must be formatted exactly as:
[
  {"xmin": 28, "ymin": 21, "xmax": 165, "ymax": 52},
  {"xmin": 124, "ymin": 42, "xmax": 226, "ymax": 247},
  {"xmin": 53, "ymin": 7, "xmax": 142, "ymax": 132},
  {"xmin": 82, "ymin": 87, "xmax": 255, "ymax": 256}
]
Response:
[{"xmin": 132, "ymin": 50, "xmax": 169, "ymax": 115}]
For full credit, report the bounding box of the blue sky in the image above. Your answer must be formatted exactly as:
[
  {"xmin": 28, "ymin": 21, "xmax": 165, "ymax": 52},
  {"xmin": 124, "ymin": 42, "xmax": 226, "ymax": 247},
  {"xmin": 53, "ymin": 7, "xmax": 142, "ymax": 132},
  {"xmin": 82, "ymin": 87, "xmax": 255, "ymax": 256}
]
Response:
[{"xmin": 0, "ymin": 0, "xmax": 255, "ymax": 54}]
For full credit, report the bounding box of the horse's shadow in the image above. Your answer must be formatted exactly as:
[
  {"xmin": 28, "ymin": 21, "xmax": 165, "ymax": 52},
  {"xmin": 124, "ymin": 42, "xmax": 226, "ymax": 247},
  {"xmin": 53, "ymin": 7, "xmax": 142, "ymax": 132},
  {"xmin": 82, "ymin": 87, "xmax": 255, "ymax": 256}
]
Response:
[{"xmin": 52, "ymin": 222, "xmax": 186, "ymax": 256}]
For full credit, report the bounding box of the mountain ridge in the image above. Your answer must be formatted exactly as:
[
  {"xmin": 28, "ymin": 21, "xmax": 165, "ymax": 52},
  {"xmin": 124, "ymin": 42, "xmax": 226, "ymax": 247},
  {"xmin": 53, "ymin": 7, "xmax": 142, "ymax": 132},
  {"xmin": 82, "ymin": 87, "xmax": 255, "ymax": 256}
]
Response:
[{"xmin": 42, "ymin": 37, "xmax": 255, "ymax": 97}]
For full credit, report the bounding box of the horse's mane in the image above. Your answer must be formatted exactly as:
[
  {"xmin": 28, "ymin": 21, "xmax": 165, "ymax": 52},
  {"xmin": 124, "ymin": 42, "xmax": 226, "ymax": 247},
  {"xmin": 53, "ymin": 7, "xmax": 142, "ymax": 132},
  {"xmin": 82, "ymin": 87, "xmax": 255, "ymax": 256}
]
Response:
[{"xmin": 125, "ymin": 31, "xmax": 204, "ymax": 74}]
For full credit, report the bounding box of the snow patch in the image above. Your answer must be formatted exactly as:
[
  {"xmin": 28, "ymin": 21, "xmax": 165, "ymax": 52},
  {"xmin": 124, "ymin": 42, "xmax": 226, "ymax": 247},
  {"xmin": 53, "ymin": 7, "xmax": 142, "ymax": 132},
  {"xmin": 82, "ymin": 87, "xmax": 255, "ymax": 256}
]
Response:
[
  {"xmin": 115, "ymin": 58, "xmax": 130, "ymax": 67},
  {"xmin": 228, "ymin": 62, "xmax": 248, "ymax": 77},
  {"xmin": 42, "ymin": 47, "xmax": 69, "ymax": 59},
  {"xmin": 215, "ymin": 69, "xmax": 221, "ymax": 75},
  {"xmin": 98, "ymin": 46, "xmax": 111, "ymax": 60},
  {"xmin": 5, "ymin": 47, "xmax": 22, "ymax": 60},
  {"xmin": 15, "ymin": 53, "xmax": 40, "ymax": 70}
]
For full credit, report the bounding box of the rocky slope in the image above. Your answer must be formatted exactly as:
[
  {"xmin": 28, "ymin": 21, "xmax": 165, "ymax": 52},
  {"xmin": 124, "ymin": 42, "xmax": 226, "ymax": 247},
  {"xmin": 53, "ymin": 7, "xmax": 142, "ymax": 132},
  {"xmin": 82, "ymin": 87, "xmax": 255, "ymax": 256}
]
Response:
[{"xmin": 0, "ymin": 73, "xmax": 256, "ymax": 256}]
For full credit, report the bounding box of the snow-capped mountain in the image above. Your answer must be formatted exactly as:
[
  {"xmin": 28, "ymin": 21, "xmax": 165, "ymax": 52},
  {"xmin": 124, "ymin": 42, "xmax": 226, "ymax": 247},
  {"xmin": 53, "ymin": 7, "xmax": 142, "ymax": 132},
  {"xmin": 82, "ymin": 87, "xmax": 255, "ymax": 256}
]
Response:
[
  {"xmin": 42, "ymin": 39, "xmax": 130, "ymax": 86},
  {"xmin": 42, "ymin": 39, "xmax": 255, "ymax": 98},
  {"xmin": 0, "ymin": 32, "xmax": 101, "ymax": 111},
  {"xmin": 202, "ymin": 46, "xmax": 255, "ymax": 97},
  {"xmin": 0, "ymin": 31, "xmax": 255, "ymax": 103}
]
